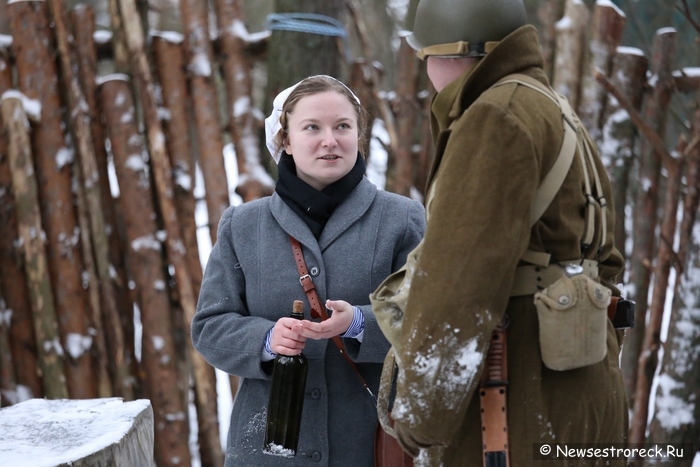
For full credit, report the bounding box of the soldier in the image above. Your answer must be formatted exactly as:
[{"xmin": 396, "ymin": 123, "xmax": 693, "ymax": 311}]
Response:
[{"xmin": 371, "ymin": 0, "xmax": 629, "ymax": 465}]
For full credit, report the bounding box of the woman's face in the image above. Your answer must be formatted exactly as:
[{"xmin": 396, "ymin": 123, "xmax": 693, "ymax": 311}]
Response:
[{"xmin": 284, "ymin": 91, "xmax": 359, "ymax": 191}]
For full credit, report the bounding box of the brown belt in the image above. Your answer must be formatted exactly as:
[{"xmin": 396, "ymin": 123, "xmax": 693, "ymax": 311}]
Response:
[
  {"xmin": 509, "ymin": 260, "xmax": 619, "ymax": 321},
  {"xmin": 509, "ymin": 259, "xmax": 599, "ymax": 297}
]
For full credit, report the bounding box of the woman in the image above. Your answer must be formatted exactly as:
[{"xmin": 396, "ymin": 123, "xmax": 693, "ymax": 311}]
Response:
[{"xmin": 191, "ymin": 75, "xmax": 425, "ymax": 466}]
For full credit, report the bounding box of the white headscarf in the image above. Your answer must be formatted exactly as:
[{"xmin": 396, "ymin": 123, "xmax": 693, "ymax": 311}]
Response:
[{"xmin": 264, "ymin": 75, "xmax": 361, "ymax": 164}]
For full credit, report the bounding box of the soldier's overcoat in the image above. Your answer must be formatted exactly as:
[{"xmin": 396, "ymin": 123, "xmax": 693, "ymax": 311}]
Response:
[{"xmin": 390, "ymin": 25, "xmax": 628, "ymax": 467}]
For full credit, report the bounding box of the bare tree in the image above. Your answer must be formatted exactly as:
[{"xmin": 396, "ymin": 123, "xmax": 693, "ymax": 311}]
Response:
[{"xmin": 624, "ymin": 29, "xmax": 677, "ymax": 414}]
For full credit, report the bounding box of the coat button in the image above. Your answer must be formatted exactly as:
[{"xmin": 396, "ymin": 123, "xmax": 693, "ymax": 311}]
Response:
[
  {"xmin": 312, "ymin": 450, "xmax": 322, "ymax": 462},
  {"xmin": 310, "ymin": 266, "xmax": 319, "ymax": 276},
  {"xmin": 310, "ymin": 388, "xmax": 321, "ymax": 399}
]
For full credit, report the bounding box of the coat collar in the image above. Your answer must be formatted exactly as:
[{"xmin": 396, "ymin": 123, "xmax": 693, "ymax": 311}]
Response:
[
  {"xmin": 432, "ymin": 25, "xmax": 546, "ymax": 130},
  {"xmin": 269, "ymin": 177, "xmax": 378, "ymax": 254},
  {"xmin": 426, "ymin": 25, "xmax": 546, "ymax": 189}
]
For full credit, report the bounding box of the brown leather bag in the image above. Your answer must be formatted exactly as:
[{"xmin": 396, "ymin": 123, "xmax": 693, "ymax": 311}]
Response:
[
  {"xmin": 290, "ymin": 237, "xmax": 413, "ymax": 467},
  {"xmin": 374, "ymin": 417, "xmax": 414, "ymax": 467}
]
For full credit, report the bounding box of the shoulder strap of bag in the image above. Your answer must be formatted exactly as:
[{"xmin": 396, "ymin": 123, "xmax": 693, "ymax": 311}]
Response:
[
  {"xmin": 291, "ymin": 237, "xmax": 413, "ymax": 466},
  {"xmin": 492, "ymin": 74, "xmax": 578, "ymax": 230},
  {"xmin": 289, "ymin": 236, "xmax": 376, "ymax": 401},
  {"xmin": 492, "ymin": 74, "xmax": 607, "ymax": 268}
]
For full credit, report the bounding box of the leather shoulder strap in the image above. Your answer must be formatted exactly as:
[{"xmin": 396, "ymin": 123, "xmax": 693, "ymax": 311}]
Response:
[{"xmin": 289, "ymin": 236, "xmax": 375, "ymax": 400}]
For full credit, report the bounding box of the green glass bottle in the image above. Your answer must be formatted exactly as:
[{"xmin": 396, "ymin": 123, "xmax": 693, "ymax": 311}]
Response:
[{"xmin": 263, "ymin": 300, "xmax": 308, "ymax": 457}]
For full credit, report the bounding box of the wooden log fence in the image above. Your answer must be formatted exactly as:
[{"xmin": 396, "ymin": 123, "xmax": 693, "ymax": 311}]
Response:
[
  {"xmin": 100, "ymin": 75, "xmax": 191, "ymax": 466},
  {"xmin": 0, "ymin": 1, "xmax": 699, "ymax": 466}
]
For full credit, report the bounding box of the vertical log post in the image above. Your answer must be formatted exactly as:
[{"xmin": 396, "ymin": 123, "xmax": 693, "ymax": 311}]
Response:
[
  {"xmin": 348, "ymin": 59, "xmax": 378, "ymax": 161},
  {"xmin": 389, "ymin": 34, "xmax": 419, "ymax": 197},
  {"xmin": 1, "ymin": 95, "xmax": 68, "ymax": 400},
  {"xmin": 626, "ymin": 28, "xmax": 676, "ymax": 414},
  {"xmin": 599, "ymin": 48, "xmax": 649, "ymax": 402},
  {"xmin": 578, "ymin": 1, "xmax": 626, "ymax": 139},
  {"xmin": 8, "ymin": 0, "xmax": 97, "ymax": 399},
  {"xmin": 599, "ymin": 48, "xmax": 648, "ymax": 265},
  {"xmin": 537, "ymin": 0, "xmax": 565, "ymax": 82},
  {"xmin": 152, "ymin": 32, "xmax": 200, "ymax": 442},
  {"xmin": 347, "ymin": 0, "xmax": 399, "ymax": 169},
  {"xmin": 152, "ymin": 33, "xmax": 223, "ymax": 467},
  {"xmin": 593, "ymin": 66, "xmax": 683, "ymax": 457},
  {"xmin": 100, "ymin": 76, "xmax": 191, "ymax": 467},
  {"xmin": 70, "ymin": 4, "xmax": 140, "ymax": 398},
  {"xmin": 46, "ymin": 0, "xmax": 132, "ymax": 401},
  {"xmin": 152, "ymin": 34, "xmax": 203, "ymax": 313},
  {"xmin": 0, "ymin": 42, "xmax": 43, "ymax": 402},
  {"xmin": 176, "ymin": 0, "xmax": 233, "ymax": 457},
  {"xmin": 552, "ymin": 0, "xmax": 589, "ymax": 111},
  {"xmin": 107, "ymin": 0, "xmax": 130, "ymax": 73},
  {"xmin": 647, "ymin": 117, "xmax": 700, "ymax": 452},
  {"xmin": 116, "ymin": 0, "xmax": 222, "ymax": 464},
  {"xmin": 0, "ymin": 282, "xmax": 17, "ymax": 407},
  {"xmin": 214, "ymin": 0, "xmax": 274, "ymax": 203},
  {"xmin": 629, "ymin": 141, "xmax": 684, "ymax": 461},
  {"xmin": 179, "ymin": 0, "xmax": 230, "ymax": 244},
  {"xmin": 0, "ymin": 49, "xmax": 18, "ymax": 407}
]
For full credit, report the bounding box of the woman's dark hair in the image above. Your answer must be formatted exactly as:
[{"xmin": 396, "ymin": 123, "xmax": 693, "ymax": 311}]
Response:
[{"xmin": 274, "ymin": 76, "xmax": 370, "ymax": 157}]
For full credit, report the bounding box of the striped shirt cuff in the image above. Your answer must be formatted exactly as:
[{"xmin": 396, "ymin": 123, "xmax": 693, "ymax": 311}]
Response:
[
  {"xmin": 340, "ymin": 306, "xmax": 364, "ymax": 342},
  {"xmin": 262, "ymin": 328, "xmax": 276, "ymax": 361}
]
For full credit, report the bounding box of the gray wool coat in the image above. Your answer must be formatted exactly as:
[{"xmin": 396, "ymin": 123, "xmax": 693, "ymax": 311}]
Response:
[{"xmin": 191, "ymin": 177, "xmax": 425, "ymax": 467}]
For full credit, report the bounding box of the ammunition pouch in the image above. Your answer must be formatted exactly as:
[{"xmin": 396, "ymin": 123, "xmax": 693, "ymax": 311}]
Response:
[{"xmin": 533, "ymin": 270, "xmax": 611, "ymax": 371}]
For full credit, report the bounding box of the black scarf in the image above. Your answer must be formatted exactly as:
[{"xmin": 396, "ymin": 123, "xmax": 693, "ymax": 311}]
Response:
[{"xmin": 275, "ymin": 152, "xmax": 366, "ymax": 239}]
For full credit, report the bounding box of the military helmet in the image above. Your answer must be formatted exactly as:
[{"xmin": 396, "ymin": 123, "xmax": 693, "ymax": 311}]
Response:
[{"xmin": 407, "ymin": 0, "xmax": 528, "ymax": 59}]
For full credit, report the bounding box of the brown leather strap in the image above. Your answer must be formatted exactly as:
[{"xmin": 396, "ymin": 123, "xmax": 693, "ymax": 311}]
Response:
[
  {"xmin": 290, "ymin": 236, "xmax": 323, "ymax": 320},
  {"xmin": 289, "ymin": 236, "xmax": 373, "ymax": 397},
  {"xmin": 608, "ymin": 296, "xmax": 619, "ymax": 321},
  {"xmin": 480, "ymin": 320, "xmax": 510, "ymax": 467}
]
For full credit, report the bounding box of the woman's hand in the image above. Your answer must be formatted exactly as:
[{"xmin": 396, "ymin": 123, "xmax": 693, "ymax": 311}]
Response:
[
  {"xmin": 269, "ymin": 317, "xmax": 307, "ymax": 356},
  {"xmin": 293, "ymin": 299, "xmax": 355, "ymax": 340}
]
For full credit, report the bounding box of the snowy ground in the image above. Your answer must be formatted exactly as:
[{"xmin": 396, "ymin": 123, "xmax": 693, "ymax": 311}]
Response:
[{"xmin": 0, "ymin": 398, "xmax": 153, "ymax": 467}]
